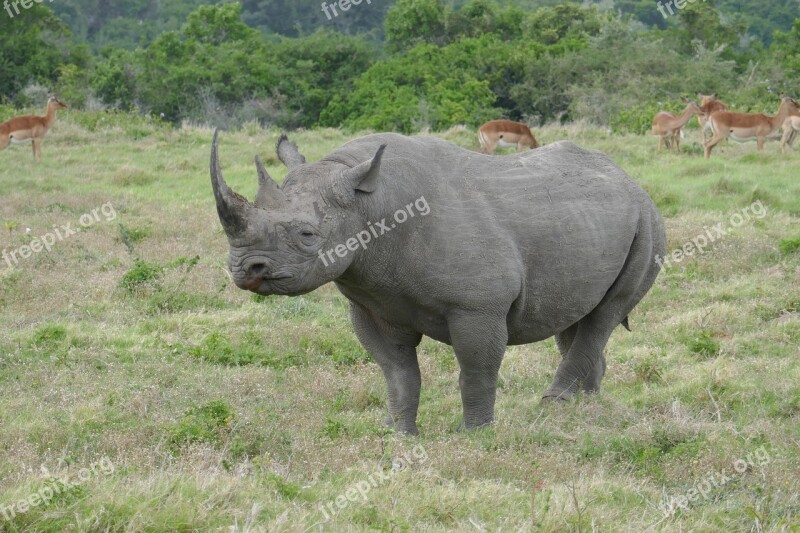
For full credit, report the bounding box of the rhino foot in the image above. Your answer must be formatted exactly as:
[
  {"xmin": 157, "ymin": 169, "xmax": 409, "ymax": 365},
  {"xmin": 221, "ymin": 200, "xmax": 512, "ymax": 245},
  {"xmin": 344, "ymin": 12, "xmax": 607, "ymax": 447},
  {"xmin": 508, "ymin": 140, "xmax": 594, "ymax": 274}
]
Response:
[
  {"xmin": 541, "ymin": 389, "xmax": 575, "ymax": 403},
  {"xmin": 385, "ymin": 414, "xmax": 419, "ymax": 436},
  {"xmin": 457, "ymin": 418, "xmax": 495, "ymax": 432}
]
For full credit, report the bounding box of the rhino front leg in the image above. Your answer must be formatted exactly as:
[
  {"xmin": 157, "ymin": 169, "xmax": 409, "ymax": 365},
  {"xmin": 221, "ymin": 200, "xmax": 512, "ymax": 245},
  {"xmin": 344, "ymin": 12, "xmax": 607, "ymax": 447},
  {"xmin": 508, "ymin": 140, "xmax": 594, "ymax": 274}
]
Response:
[
  {"xmin": 350, "ymin": 303, "xmax": 423, "ymax": 435},
  {"xmin": 448, "ymin": 312, "xmax": 508, "ymax": 429}
]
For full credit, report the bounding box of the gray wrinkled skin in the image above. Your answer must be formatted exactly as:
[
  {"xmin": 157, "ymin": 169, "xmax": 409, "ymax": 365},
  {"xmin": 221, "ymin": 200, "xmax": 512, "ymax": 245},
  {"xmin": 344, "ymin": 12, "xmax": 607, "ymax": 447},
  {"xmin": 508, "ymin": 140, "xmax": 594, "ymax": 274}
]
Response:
[{"xmin": 210, "ymin": 131, "xmax": 666, "ymax": 435}]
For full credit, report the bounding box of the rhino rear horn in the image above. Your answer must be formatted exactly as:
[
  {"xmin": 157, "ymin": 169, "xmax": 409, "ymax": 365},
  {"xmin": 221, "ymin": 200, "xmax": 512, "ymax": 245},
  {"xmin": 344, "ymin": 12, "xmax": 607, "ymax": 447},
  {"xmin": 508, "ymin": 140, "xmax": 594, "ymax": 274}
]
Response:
[
  {"xmin": 255, "ymin": 155, "xmax": 287, "ymax": 209},
  {"xmin": 210, "ymin": 130, "xmax": 250, "ymax": 238},
  {"xmin": 276, "ymin": 134, "xmax": 306, "ymax": 169},
  {"xmin": 343, "ymin": 144, "xmax": 387, "ymax": 193}
]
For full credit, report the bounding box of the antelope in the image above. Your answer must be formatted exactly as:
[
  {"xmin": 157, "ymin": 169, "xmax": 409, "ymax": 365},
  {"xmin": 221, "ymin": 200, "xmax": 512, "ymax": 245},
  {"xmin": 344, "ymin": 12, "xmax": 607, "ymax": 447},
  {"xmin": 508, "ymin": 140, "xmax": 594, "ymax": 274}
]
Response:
[
  {"xmin": 651, "ymin": 99, "xmax": 703, "ymax": 153},
  {"xmin": 696, "ymin": 93, "xmax": 728, "ymax": 141},
  {"xmin": 704, "ymin": 96, "xmax": 800, "ymax": 159},
  {"xmin": 478, "ymin": 120, "xmax": 540, "ymax": 155},
  {"xmin": 0, "ymin": 96, "xmax": 68, "ymax": 161},
  {"xmin": 780, "ymin": 115, "xmax": 800, "ymax": 153}
]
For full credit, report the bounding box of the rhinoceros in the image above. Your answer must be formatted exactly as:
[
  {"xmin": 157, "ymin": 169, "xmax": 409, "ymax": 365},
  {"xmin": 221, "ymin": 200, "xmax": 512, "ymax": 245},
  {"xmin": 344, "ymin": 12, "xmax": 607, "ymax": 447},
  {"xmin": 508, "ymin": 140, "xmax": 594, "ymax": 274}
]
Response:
[{"xmin": 210, "ymin": 131, "xmax": 665, "ymax": 434}]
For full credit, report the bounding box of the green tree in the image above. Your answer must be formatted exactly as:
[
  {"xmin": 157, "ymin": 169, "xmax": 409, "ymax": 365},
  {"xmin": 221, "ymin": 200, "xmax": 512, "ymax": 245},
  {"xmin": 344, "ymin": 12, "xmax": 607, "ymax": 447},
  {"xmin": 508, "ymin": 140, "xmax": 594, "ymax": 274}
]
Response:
[
  {"xmin": 385, "ymin": 0, "xmax": 447, "ymax": 50},
  {"xmin": 675, "ymin": 0, "xmax": 743, "ymax": 58},
  {"xmin": 0, "ymin": 6, "xmax": 89, "ymax": 102},
  {"xmin": 773, "ymin": 19, "xmax": 800, "ymax": 81},
  {"xmin": 320, "ymin": 42, "xmax": 502, "ymax": 132},
  {"xmin": 91, "ymin": 50, "xmax": 138, "ymax": 110}
]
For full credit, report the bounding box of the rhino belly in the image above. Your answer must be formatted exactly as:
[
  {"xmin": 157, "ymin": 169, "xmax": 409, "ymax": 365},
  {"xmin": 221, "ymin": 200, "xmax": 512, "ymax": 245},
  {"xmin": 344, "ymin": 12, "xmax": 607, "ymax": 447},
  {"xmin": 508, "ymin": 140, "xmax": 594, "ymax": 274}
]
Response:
[
  {"xmin": 505, "ymin": 276, "xmax": 620, "ymax": 345},
  {"xmin": 504, "ymin": 218, "xmax": 637, "ymax": 343}
]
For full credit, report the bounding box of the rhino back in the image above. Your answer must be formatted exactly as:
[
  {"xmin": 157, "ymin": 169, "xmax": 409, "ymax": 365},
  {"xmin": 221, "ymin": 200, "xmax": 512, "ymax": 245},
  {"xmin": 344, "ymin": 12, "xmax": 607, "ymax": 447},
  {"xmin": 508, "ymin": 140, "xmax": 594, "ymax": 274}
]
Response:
[{"xmin": 332, "ymin": 135, "xmax": 659, "ymax": 344}]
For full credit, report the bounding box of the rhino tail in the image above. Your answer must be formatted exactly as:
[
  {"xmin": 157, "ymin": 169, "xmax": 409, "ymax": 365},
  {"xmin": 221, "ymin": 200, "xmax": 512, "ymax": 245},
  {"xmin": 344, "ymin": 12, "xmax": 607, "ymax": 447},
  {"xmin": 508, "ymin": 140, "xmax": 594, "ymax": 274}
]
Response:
[{"xmin": 621, "ymin": 316, "xmax": 631, "ymax": 332}]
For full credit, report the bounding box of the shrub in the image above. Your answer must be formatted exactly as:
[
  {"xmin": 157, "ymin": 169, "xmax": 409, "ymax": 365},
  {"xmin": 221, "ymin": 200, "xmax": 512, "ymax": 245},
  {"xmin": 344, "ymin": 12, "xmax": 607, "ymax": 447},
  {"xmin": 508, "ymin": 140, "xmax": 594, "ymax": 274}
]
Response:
[
  {"xmin": 779, "ymin": 237, "xmax": 800, "ymax": 255},
  {"xmin": 686, "ymin": 330, "xmax": 721, "ymax": 358},
  {"xmin": 119, "ymin": 259, "xmax": 163, "ymax": 293},
  {"xmin": 168, "ymin": 399, "xmax": 235, "ymax": 450}
]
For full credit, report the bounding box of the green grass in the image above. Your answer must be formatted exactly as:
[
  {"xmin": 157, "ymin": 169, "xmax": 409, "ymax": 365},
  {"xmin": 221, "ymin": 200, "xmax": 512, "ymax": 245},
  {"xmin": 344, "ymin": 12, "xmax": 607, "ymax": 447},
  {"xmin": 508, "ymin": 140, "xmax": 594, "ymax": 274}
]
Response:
[{"xmin": 0, "ymin": 114, "xmax": 799, "ymax": 531}]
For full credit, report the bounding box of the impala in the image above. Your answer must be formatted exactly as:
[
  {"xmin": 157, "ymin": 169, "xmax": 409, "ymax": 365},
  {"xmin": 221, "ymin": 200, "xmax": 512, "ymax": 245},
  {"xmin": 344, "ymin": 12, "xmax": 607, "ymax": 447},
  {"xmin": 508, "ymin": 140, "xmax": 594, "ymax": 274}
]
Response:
[
  {"xmin": 478, "ymin": 119, "xmax": 540, "ymax": 155},
  {"xmin": 704, "ymin": 96, "xmax": 800, "ymax": 159},
  {"xmin": 780, "ymin": 115, "xmax": 800, "ymax": 153},
  {"xmin": 651, "ymin": 99, "xmax": 703, "ymax": 153},
  {"xmin": 0, "ymin": 96, "xmax": 68, "ymax": 161},
  {"xmin": 696, "ymin": 93, "xmax": 728, "ymax": 140}
]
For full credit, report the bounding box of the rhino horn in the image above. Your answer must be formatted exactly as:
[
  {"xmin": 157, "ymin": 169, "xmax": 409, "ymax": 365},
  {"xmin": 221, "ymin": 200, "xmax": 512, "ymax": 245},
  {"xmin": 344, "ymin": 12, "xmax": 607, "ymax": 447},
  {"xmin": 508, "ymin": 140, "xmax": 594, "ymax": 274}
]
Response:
[
  {"xmin": 210, "ymin": 130, "xmax": 251, "ymax": 238},
  {"xmin": 276, "ymin": 133, "xmax": 306, "ymax": 169},
  {"xmin": 343, "ymin": 144, "xmax": 387, "ymax": 193},
  {"xmin": 255, "ymin": 155, "xmax": 287, "ymax": 209}
]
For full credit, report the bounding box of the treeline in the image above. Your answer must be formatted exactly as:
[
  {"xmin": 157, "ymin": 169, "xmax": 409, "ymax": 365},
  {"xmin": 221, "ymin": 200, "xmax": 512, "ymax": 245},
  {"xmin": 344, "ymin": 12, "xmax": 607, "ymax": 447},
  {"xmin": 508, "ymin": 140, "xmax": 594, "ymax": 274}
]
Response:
[
  {"xmin": 1, "ymin": 0, "xmax": 799, "ymax": 133},
  {"xmin": 43, "ymin": 0, "xmax": 800, "ymax": 50}
]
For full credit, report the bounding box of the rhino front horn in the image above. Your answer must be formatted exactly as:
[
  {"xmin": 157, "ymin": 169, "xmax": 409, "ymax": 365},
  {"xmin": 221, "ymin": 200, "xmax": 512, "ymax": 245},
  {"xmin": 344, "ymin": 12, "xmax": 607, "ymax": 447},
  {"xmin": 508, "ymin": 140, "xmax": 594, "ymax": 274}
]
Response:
[{"xmin": 210, "ymin": 130, "xmax": 250, "ymax": 238}]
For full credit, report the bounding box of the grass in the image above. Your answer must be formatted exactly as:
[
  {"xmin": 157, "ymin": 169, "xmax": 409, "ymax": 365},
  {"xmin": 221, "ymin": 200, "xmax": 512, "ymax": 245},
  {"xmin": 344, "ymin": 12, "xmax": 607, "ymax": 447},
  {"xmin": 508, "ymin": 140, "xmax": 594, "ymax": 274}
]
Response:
[{"xmin": 0, "ymin": 113, "xmax": 799, "ymax": 531}]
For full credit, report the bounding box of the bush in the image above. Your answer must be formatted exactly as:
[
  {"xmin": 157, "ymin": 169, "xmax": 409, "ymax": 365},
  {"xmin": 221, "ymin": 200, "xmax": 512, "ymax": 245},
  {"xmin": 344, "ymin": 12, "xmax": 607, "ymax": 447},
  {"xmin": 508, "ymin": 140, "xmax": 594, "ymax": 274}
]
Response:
[
  {"xmin": 779, "ymin": 237, "xmax": 800, "ymax": 255},
  {"xmin": 168, "ymin": 399, "xmax": 234, "ymax": 450},
  {"xmin": 685, "ymin": 330, "xmax": 721, "ymax": 359}
]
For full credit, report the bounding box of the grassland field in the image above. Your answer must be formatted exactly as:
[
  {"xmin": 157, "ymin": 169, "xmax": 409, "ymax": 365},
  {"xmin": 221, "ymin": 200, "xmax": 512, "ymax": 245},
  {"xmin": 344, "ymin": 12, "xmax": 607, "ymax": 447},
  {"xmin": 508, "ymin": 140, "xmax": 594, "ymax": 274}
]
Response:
[{"xmin": 0, "ymin": 112, "xmax": 799, "ymax": 532}]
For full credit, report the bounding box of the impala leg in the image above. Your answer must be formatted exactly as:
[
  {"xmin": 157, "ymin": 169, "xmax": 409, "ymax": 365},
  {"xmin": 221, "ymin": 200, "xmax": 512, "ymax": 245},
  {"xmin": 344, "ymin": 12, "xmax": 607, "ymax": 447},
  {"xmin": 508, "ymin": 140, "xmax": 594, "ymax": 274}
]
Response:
[
  {"xmin": 704, "ymin": 134, "xmax": 726, "ymax": 159},
  {"xmin": 781, "ymin": 129, "xmax": 791, "ymax": 153},
  {"xmin": 0, "ymin": 133, "xmax": 9, "ymax": 151},
  {"xmin": 32, "ymin": 138, "xmax": 42, "ymax": 161},
  {"xmin": 757, "ymin": 137, "xmax": 765, "ymax": 151},
  {"xmin": 517, "ymin": 139, "xmax": 535, "ymax": 152}
]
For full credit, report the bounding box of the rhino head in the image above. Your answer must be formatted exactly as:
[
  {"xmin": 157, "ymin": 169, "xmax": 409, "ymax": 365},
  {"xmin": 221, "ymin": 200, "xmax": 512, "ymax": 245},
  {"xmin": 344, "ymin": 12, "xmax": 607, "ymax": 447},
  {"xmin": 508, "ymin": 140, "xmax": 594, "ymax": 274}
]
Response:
[{"xmin": 210, "ymin": 131, "xmax": 386, "ymax": 296}]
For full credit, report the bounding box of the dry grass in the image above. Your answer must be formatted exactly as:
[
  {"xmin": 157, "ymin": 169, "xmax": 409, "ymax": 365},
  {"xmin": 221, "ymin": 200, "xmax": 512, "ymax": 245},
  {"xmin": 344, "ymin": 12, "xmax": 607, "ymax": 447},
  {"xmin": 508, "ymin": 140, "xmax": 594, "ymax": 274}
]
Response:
[{"xmin": 0, "ymin": 115, "xmax": 798, "ymax": 531}]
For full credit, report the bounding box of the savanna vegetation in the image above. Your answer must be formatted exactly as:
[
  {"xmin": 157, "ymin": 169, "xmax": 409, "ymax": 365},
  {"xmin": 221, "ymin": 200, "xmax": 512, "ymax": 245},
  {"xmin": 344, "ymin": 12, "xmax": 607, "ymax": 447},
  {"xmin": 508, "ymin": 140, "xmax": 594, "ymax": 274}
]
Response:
[
  {"xmin": 2, "ymin": 0, "xmax": 800, "ymax": 132},
  {"xmin": 1, "ymin": 0, "xmax": 799, "ymax": 531},
  {"xmin": 0, "ymin": 111, "xmax": 798, "ymax": 531}
]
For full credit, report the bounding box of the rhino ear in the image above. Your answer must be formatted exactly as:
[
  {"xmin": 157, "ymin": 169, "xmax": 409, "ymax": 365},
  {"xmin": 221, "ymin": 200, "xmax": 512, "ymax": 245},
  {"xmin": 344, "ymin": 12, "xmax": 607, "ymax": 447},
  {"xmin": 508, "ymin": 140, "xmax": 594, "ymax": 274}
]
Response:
[
  {"xmin": 276, "ymin": 134, "xmax": 306, "ymax": 169},
  {"xmin": 254, "ymin": 155, "xmax": 287, "ymax": 209},
  {"xmin": 343, "ymin": 144, "xmax": 387, "ymax": 194}
]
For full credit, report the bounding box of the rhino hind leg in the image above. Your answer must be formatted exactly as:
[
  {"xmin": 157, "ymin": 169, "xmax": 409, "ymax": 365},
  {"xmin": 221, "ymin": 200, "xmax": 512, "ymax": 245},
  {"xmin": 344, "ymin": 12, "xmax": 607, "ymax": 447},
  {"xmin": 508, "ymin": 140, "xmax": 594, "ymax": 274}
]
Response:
[
  {"xmin": 582, "ymin": 350, "xmax": 607, "ymax": 393},
  {"xmin": 543, "ymin": 315, "xmax": 615, "ymax": 401},
  {"xmin": 555, "ymin": 323, "xmax": 578, "ymax": 356},
  {"xmin": 544, "ymin": 208, "xmax": 665, "ymax": 402},
  {"xmin": 349, "ymin": 302, "xmax": 423, "ymax": 435},
  {"xmin": 555, "ymin": 323, "xmax": 606, "ymax": 394}
]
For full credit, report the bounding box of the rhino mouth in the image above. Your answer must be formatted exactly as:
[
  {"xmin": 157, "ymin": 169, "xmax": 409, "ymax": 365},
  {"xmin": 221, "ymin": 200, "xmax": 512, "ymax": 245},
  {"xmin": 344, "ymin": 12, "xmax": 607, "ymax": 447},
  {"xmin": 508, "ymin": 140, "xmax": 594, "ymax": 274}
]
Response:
[
  {"xmin": 263, "ymin": 272, "xmax": 293, "ymax": 281},
  {"xmin": 234, "ymin": 269, "xmax": 293, "ymax": 292}
]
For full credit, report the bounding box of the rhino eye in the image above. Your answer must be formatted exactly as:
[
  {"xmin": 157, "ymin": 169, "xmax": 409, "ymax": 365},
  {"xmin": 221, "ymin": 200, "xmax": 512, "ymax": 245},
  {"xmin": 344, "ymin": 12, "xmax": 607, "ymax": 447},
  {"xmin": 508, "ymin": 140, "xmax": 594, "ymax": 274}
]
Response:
[{"xmin": 295, "ymin": 227, "xmax": 320, "ymax": 248}]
